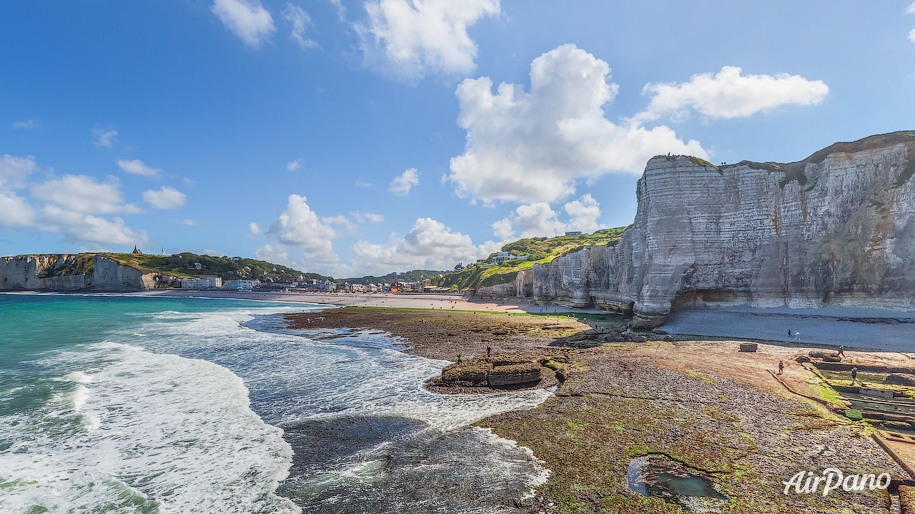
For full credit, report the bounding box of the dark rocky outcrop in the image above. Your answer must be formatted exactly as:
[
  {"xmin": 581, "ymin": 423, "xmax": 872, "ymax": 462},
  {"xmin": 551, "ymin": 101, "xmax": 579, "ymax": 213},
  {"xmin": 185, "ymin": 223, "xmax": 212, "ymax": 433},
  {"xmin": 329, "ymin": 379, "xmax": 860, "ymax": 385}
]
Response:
[
  {"xmin": 436, "ymin": 354, "xmax": 550, "ymax": 389},
  {"xmin": 534, "ymin": 131, "xmax": 915, "ymax": 327},
  {"xmin": 885, "ymin": 374, "xmax": 915, "ymax": 387}
]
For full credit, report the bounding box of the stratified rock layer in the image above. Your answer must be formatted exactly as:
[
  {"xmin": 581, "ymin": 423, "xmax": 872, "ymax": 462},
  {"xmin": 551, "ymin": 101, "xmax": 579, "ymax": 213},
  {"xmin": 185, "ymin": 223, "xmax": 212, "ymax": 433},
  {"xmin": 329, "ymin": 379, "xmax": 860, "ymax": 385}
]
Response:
[
  {"xmin": 534, "ymin": 131, "xmax": 915, "ymax": 327},
  {"xmin": 0, "ymin": 254, "xmax": 154, "ymax": 291}
]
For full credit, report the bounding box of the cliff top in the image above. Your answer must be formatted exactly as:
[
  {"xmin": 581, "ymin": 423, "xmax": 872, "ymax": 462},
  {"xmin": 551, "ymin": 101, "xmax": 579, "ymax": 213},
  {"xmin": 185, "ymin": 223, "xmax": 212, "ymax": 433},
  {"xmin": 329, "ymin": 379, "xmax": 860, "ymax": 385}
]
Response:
[
  {"xmin": 2, "ymin": 252, "xmax": 330, "ymax": 283},
  {"xmin": 653, "ymin": 130, "xmax": 915, "ymax": 188}
]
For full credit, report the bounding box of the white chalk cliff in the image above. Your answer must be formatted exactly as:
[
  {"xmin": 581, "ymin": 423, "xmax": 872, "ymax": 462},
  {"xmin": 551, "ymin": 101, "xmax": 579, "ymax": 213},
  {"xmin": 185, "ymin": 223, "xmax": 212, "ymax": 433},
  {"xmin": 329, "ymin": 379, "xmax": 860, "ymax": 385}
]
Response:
[
  {"xmin": 0, "ymin": 254, "xmax": 155, "ymax": 291},
  {"xmin": 533, "ymin": 131, "xmax": 915, "ymax": 327}
]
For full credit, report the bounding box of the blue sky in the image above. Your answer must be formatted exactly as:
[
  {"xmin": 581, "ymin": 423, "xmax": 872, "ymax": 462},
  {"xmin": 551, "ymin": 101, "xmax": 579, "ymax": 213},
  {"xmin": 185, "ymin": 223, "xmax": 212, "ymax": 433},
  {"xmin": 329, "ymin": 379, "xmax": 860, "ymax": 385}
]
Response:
[{"xmin": 2, "ymin": 1, "xmax": 914, "ymax": 277}]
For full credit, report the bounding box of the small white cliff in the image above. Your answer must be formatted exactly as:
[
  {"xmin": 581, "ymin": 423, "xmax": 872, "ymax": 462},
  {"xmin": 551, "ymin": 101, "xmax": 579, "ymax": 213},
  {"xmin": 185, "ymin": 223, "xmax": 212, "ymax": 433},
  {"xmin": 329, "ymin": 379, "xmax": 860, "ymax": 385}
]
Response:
[{"xmin": 0, "ymin": 254, "xmax": 156, "ymax": 291}]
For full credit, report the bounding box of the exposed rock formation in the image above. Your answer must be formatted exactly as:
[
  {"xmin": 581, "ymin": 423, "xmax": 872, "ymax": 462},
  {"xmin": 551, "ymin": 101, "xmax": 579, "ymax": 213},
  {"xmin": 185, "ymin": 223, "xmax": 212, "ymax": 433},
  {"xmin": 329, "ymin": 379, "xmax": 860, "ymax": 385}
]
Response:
[
  {"xmin": 0, "ymin": 254, "xmax": 155, "ymax": 291},
  {"xmin": 534, "ymin": 131, "xmax": 915, "ymax": 327},
  {"xmin": 474, "ymin": 269, "xmax": 533, "ymax": 298}
]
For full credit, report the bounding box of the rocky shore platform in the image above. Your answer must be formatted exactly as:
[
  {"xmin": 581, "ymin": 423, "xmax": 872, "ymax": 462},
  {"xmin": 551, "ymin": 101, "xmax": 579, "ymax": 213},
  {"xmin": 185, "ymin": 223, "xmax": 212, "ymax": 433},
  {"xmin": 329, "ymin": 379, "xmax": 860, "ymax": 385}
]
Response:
[{"xmin": 285, "ymin": 306, "xmax": 915, "ymax": 513}]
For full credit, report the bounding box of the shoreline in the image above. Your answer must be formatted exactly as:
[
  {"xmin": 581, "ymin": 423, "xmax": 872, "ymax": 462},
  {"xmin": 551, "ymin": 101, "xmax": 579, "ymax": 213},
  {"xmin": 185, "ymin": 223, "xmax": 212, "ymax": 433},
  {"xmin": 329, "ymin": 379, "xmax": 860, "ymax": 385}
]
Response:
[
  {"xmin": 11, "ymin": 290, "xmax": 915, "ymax": 510},
  {"xmin": 283, "ymin": 305, "xmax": 915, "ymax": 512}
]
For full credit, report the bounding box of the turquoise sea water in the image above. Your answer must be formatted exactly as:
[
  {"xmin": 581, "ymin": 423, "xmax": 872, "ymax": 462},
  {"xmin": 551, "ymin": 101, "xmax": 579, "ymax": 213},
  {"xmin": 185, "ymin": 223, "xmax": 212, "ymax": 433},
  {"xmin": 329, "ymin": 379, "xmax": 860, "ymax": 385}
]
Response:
[{"xmin": 0, "ymin": 294, "xmax": 549, "ymax": 513}]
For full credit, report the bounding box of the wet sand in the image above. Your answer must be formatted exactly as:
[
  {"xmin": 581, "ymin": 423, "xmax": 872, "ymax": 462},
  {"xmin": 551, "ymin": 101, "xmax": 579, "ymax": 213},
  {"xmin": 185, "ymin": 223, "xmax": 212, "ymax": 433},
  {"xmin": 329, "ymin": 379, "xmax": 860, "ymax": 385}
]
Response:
[{"xmin": 663, "ymin": 305, "xmax": 915, "ymax": 352}]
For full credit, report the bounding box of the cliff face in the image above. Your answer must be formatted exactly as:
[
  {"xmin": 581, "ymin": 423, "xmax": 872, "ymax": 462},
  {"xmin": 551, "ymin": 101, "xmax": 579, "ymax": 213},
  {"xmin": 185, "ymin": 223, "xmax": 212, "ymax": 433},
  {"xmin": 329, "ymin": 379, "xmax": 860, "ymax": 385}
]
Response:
[
  {"xmin": 0, "ymin": 254, "xmax": 155, "ymax": 291},
  {"xmin": 534, "ymin": 131, "xmax": 915, "ymax": 327}
]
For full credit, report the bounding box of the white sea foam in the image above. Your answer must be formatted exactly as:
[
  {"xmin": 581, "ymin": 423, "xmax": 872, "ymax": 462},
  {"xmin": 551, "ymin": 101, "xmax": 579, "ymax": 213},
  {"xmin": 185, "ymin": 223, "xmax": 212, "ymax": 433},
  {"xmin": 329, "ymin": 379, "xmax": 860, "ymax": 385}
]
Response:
[
  {"xmin": 0, "ymin": 341, "xmax": 299, "ymax": 514},
  {"xmin": 2, "ymin": 301, "xmax": 552, "ymax": 513}
]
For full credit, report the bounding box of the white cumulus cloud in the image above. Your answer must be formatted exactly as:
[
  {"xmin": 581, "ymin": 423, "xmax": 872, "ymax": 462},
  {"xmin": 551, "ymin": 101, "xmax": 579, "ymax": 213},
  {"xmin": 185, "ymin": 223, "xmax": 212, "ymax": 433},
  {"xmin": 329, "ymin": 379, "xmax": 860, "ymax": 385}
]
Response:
[
  {"xmin": 492, "ymin": 194, "xmax": 602, "ymax": 240},
  {"xmin": 249, "ymin": 221, "xmax": 262, "ymax": 235},
  {"xmin": 93, "ymin": 129, "xmax": 118, "ymax": 148},
  {"xmin": 388, "ymin": 168, "xmax": 419, "ymax": 196},
  {"xmin": 351, "ymin": 210, "xmax": 384, "ymax": 224},
  {"xmin": 0, "ymin": 190, "xmax": 37, "ymax": 227},
  {"xmin": 0, "ymin": 155, "xmax": 147, "ymax": 247},
  {"xmin": 39, "ymin": 205, "xmax": 147, "ymax": 246},
  {"xmin": 143, "ymin": 186, "xmax": 187, "ymax": 210},
  {"xmin": 284, "ymin": 3, "xmax": 318, "ymax": 49},
  {"xmin": 352, "ymin": 217, "xmax": 498, "ymax": 274},
  {"xmin": 255, "ymin": 243, "xmax": 291, "ymax": 266},
  {"xmin": 564, "ymin": 194, "xmax": 601, "ymax": 233},
  {"xmin": 637, "ymin": 66, "xmax": 829, "ymax": 122},
  {"xmin": 32, "ymin": 175, "xmax": 139, "ymax": 215},
  {"xmin": 910, "ymin": 28, "xmax": 915, "ymax": 43},
  {"xmin": 267, "ymin": 194, "xmax": 338, "ymax": 262},
  {"xmin": 286, "ymin": 158, "xmax": 302, "ymax": 172},
  {"xmin": 449, "ymin": 44, "xmax": 707, "ymax": 204},
  {"xmin": 117, "ymin": 159, "xmax": 161, "ymax": 178},
  {"xmin": 213, "ymin": 0, "xmax": 276, "ymax": 48},
  {"xmin": 0, "ymin": 154, "xmax": 38, "ymax": 189},
  {"xmin": 321, "ymin": 214, "xmax": 357, "ymax": 234},
  {"xmin": 356, "ymin": 0, "xmax": 499, "ymax": 81}
]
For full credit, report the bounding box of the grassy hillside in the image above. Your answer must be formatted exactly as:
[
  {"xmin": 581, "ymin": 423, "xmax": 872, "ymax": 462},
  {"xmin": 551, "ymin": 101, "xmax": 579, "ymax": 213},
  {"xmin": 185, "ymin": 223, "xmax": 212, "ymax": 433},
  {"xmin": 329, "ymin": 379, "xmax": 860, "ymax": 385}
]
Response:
[
  {"xmin": 102, "ymin": 252, "xmax": 330, "ymax": 283},
  {"xmin": 341, "ymin": 269, "xmax": 446, "ymax": 285},
  {"xmin": 436, "ymin": 227, "xmax": 628, "ymax": 290}
]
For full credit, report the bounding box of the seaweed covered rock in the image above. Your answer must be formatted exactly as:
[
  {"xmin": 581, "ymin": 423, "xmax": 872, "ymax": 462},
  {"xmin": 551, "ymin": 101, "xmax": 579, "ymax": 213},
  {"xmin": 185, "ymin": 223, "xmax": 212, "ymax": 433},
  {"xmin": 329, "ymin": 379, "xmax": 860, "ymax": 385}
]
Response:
[
  {"xmin": 885, "ymin": 374, "xmax": 915, "ymax": 386},
  {"xmin": 488, "ymin": 362, "xmax": 542, "ymax": 386},
  {"xmin": 436, "ymin": 353, "xmax": 546, "ymax": 389},
  {"xmin": 440, "ymin": 360, "xmax": 489, "ymax": 386}
]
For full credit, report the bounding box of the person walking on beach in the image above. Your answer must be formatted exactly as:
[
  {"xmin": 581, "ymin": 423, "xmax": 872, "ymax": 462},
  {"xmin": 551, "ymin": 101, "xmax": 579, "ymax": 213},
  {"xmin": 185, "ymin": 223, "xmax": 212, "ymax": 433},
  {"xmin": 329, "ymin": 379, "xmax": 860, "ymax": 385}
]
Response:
[
  {"xmin": 851, "ymin": 366, "xmax": 858, "ymax": 385},
  {"xmin": 838, "ymin": 346, "xmax": 846, "ymax": 358},
  {"xmin": 787, "ymin": 329, "xmax": 792, "ymax": 338},
  {"xmin": 486, "ymin": 346, "xmax": 492, "ymax": 360},
  {"xmin": 778, "ymin": 360, "xmax": 784, "ymax": 375}
]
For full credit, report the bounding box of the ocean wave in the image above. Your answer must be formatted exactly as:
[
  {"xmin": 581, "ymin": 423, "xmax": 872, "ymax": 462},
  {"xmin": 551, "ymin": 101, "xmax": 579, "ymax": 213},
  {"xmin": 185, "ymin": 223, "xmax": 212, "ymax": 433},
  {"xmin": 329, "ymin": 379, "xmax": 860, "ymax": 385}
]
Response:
[{"xmin": 0, "ymin": 341, "xmax": 299, "ymax": 514}]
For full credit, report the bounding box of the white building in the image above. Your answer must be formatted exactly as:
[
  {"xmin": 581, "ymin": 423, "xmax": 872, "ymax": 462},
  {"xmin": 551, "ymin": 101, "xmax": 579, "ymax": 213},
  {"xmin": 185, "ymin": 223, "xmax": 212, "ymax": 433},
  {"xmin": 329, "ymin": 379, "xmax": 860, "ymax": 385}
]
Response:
[
  {"xmin": 224, "ymin": 279, "xmax": 258, "ymax": 291},
  {"xmin": 491, "ymin": 251, "xmax": 530, "ymax": 263},
  {"xmin": 180, "ymin": 276, "xmax": 223, "ymax": 289}
]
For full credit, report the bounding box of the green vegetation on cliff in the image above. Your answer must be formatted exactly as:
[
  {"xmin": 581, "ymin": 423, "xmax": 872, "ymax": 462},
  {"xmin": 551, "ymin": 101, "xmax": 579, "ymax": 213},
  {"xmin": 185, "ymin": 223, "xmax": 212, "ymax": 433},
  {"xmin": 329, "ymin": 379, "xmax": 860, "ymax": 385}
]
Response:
[
  {"xmin": 340, "ymin": 269, "xmax": 446, "ymax": 285},
  {"xmin": 102, "ymin": 252, "xmax": 329, "ymax": 282},
  {"xmin": 436, "ymin": 227, "xmax": 628, "ymax": 290}
]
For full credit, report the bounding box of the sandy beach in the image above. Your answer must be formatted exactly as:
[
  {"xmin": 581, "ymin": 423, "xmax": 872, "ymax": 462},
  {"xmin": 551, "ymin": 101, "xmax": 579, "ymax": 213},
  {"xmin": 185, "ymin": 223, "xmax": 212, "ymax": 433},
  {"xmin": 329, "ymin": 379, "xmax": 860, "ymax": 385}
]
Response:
[
  {"xmin": 140, "ymin": 289, "xmax": 610, "ymax": 314},
  {"xmin": 143, "ymin": 289, "xmax": 915, "ymax": 353}
]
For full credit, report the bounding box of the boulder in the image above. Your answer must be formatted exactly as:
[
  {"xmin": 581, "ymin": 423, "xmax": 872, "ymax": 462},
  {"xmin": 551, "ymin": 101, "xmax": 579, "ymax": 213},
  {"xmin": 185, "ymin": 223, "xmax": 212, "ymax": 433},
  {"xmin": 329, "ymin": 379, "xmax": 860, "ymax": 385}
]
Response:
[
  {"xmin": 822, "ymin": 354, "xmax": 843, "ymax": 363},
  {"xmin": 885, "ymin": 374, "xmax": 915, "ymax": 386},
  {"xmin": 487, "ymin": 363, "xmax": 542, "ymax": 387},
  {"xmin": 440, "ymin": 360, "xmax": 489, "ymax": 385},
  {"xmin": 795, "ymin": 355, "xmax": 812, "ymax": 364},
  {"xmin": 738, "ymin": 343, "xmax": 758, "ymax": 352}
]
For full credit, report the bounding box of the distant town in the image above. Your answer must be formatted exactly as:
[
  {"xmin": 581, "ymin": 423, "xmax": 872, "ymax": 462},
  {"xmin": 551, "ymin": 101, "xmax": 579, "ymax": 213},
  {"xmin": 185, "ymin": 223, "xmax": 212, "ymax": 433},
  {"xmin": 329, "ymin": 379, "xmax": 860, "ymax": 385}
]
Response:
[{"xmin": 178, "ymin": 274, "xmax": 451, "ymax": 295}]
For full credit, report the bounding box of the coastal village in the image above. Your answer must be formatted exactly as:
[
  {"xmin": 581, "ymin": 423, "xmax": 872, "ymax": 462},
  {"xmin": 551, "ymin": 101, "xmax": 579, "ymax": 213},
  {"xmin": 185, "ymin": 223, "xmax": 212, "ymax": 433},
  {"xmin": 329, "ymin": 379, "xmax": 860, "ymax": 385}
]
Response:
[{"xmin": 6, "ymin": 3, "xmax": 915, "ymax": 513}]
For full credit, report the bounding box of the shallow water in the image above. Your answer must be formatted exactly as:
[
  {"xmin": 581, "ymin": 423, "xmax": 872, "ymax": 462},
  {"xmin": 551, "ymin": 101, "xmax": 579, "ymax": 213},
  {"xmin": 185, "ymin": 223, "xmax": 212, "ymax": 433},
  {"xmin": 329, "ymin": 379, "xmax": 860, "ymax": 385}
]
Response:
[
  {"xmin": 627, "ymin": 456, "xmax": 727, "ymax": 512},
  {"xmin": 663, "ymin": 306, "xmax": 915, "ymax": 351},
  {"xmin": 0, "ymin": 294, "xmax": 550, "ymax": 513}
]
